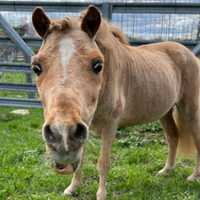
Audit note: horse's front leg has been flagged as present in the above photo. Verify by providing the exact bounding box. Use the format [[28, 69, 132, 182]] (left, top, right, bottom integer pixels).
[[96, 126, 116, 200], [64, 147, 84, 195]]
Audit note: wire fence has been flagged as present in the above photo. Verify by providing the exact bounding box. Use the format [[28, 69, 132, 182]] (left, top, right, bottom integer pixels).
[[1, 1, 200, 41], [112, 13, 199, 41]]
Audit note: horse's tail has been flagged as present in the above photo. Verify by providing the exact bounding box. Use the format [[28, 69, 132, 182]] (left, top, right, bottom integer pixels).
[[173, 108, 196, 156]]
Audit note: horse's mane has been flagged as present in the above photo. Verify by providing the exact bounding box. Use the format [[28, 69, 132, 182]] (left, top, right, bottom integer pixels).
[[109, 24, 129, 45], [94, 19, 130, 54]]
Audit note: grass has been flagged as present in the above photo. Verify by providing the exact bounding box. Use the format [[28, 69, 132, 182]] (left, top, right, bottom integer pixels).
[[0, 108, 200, 200], [0, 72, 29, 98]]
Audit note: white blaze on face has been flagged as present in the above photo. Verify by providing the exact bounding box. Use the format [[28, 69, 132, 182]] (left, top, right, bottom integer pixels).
[[59, 38, 75, 80], [56, 123, 69, 152]]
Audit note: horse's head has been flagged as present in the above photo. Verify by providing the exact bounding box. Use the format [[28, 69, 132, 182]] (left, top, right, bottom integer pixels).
[[32, 6, 104, 173]]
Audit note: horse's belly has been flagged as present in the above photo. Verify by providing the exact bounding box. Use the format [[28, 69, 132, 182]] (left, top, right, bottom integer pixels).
[[119, 101, 174, 127], [119, 69, 179, 127]]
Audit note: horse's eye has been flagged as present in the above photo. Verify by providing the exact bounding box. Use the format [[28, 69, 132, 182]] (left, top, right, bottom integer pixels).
[[91, 60, 103, 74], [32, 64, 42, 76]]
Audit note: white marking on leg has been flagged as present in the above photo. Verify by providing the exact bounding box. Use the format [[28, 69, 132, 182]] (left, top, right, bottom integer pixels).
[[59, 38, 75, 81]]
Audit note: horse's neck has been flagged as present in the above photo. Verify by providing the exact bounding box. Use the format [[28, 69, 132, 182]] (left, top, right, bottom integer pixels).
[[98, 37, 135, 84], [95, 33, 135, 121]]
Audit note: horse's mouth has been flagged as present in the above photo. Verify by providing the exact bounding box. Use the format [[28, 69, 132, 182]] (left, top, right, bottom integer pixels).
[[54, 162, 79, 174]]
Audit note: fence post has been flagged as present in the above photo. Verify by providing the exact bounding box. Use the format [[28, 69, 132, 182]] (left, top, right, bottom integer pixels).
[[101, 2, 112, 21], [0, 14, 34, 98]]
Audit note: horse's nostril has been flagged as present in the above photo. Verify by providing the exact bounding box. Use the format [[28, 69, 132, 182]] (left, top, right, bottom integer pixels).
[[74, 122, 88, 140], [43, 124, 57, 143]]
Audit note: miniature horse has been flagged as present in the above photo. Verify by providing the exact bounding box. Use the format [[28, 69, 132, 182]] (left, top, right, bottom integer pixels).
[[32, 6, 200, 200]]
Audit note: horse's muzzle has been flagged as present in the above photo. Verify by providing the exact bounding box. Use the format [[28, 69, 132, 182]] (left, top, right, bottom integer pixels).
[[42, 121, 87, 175], [43, 121, 88, 145]]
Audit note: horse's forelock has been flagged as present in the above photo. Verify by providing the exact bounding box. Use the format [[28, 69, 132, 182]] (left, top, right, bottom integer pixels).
[[43, 18, 73, 39]]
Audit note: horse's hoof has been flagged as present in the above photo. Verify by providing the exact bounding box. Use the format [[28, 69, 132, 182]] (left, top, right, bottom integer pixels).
[[97, 195, 106, 200], [96, 189, 106, 200], [63, 187, 73, 196], [156, 168, 172, 176], [187, 174, 200, 182]]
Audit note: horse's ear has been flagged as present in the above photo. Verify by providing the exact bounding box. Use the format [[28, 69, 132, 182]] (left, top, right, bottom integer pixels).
[[81, 6, 101, 39], [32, 7, 50, 38]]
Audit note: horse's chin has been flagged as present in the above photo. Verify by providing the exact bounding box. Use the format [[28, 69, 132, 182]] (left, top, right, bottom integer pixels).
[[54, 161, 79, 175]]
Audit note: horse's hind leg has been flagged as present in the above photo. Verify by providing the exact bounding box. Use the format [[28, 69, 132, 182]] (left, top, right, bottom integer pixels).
[[157, 109, 179, 176]]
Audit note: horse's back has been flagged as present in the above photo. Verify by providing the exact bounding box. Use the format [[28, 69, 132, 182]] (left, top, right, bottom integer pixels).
[[119, 41, 200, 126], [137, 41, 200, 97], [137, 41, 198, 70]]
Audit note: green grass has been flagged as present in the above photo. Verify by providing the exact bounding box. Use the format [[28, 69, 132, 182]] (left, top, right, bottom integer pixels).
[[0, 72, 37, 98], [0, 108, 200, 200]]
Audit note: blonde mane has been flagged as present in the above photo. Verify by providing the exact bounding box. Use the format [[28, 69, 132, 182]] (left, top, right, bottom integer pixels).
[[95, 19, 129, 49], [109, 24, 129, 45]]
